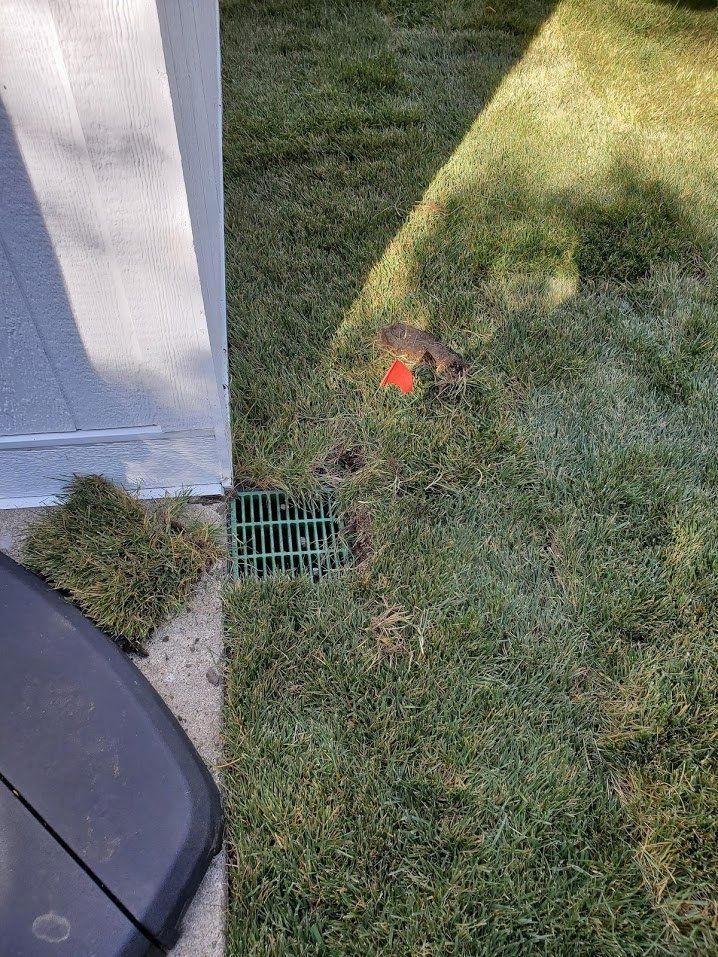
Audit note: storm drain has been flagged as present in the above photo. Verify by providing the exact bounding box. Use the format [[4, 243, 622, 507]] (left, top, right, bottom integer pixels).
[[228, 491, 349, 580]]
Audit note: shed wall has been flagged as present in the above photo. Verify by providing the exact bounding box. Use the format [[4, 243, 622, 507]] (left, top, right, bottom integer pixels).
[[0, 0, 231, 507]]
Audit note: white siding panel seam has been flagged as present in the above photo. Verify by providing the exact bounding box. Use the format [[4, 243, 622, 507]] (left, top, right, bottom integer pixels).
[[0, 0, 231, 499]]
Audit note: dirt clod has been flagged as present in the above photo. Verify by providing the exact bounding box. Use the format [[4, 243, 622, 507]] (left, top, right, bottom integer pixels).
[[379, 322, 467, 378]]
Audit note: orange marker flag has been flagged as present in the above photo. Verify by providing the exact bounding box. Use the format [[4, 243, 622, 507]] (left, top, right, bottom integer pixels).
[[380, 359, 414, 394]]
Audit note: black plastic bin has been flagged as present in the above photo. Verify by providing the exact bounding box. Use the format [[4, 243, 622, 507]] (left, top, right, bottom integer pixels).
[[0, 553, 223, 956]]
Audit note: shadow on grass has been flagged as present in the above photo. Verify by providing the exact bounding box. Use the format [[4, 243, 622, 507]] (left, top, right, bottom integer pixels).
[[654, 0, 716, 9], [221, 0, 558, 466], [364, 160, 712, 329]]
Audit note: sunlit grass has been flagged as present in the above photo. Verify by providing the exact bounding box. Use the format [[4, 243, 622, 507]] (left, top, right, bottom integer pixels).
[[222, 0, 718, 952]]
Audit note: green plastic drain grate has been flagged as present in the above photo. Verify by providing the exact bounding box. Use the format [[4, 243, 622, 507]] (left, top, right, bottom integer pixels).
[[228, 491, 349, 580]]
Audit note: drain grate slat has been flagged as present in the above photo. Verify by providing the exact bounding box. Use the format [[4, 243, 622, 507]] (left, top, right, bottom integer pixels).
[[229, 490, 349, 580]]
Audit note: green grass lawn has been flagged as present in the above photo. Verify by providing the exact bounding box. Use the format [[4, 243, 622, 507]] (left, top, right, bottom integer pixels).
[[221, 1, 718, 952]]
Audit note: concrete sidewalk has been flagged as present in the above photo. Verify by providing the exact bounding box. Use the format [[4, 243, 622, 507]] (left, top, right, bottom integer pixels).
[[0, 503, 226, 957]]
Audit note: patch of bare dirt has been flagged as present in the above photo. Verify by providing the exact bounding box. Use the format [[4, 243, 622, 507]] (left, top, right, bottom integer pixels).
[[345, 507, 373, 567], [327, 446, 367, 477]]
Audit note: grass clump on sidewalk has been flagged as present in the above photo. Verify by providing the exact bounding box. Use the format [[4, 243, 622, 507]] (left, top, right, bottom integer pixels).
[[24, 475, 220, 650]]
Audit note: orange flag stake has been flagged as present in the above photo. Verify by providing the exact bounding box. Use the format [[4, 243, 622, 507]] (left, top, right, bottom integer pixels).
[[380, 359, 414, 394]]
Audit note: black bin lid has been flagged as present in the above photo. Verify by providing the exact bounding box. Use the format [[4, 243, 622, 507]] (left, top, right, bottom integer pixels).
[[0, 782, 160, 957], [0, 553, 223, 953]]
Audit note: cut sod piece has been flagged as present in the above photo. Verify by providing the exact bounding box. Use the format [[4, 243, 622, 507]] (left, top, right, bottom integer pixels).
[[23, 475, 220, 650]]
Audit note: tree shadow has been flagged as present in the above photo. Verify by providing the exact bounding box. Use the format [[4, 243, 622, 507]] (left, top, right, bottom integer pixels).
[[357, 156, 715, 402], [221, 0, 559, 436], [394, 160, 710, 296], [321, 0, 717, 378], [653, 0, 716, 9]]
